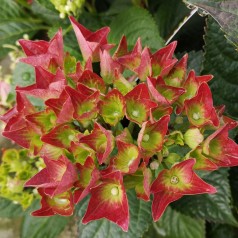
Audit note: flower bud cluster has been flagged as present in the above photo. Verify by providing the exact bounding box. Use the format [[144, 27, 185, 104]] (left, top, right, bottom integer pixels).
[[50, 0, 85, 19], [0, 149, 43, 208]]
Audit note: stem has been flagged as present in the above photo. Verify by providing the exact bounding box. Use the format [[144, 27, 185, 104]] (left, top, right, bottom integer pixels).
[[63, 25, 72, 36], [165, 7, 198, 45]]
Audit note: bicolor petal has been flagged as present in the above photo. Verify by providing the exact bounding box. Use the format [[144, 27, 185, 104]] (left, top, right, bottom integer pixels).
[[79, 123, 114, 164], [184, 83, 219, 127], [82, 171, 129, 231]]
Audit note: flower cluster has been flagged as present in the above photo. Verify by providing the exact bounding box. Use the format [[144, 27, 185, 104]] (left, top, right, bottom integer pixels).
[[1, 17, 238, 231], [0, 149, 43, 208], [50, 0, 85, 19]]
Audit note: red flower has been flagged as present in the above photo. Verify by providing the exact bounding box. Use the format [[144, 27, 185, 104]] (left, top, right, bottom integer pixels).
[[186, 147, 218, 171], [45, 90, 74, 124], [41, 124, 79, 149], [151, 41, 177, 77], [80, 123, 114, 164], [151, 159, 216, 221], [138, 115, 170, 159], [25, 156, 78, 197], [19, 29, 64, 69], [203, 123, 238, 167], [112, 139, 140, 174], [65, 84, 100, 126], [163, 54, 188, 87], [32, 189, 74, 216], [82, 171, 129, 231], [70, 17, 113, 62], [125, 83, 157, 125], [147, 76, 185, 106], [16, 67, 66, 101], [98, 89, 126, 126], [184, 83, 219, 127], [116, 38, 142, 72], [74, 156, 100, 203], [176, 70, 213, 114]]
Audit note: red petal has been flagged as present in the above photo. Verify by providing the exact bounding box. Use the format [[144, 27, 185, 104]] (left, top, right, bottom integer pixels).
[[203, 124, 238, 167], [80, 123, 114, 164], [113, 35, 128, 58], [19, 39, 49, 56], [152, 191, 182, 221], [184, 83, 219, 127], [82, 171, 129, 231], [79, 70, 106, 93], [41, 124, 78, 148], [74, 156, 100, 203], [134, 47, 152, 81]]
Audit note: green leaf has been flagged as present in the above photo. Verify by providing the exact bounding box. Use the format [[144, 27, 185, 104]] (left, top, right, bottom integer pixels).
[[207, 223, 238, 238], [202, 18, 238, 118], [0, 197, 23, 218], [12, 62, 44, 108], [183, 0, 238, 47], [144, 207, 205, 238], [186, 50, 203, 74], [12, 62, 35, 89], [109, 7, 164, 50], [172, 168, 238, 226], [0, 0, 47, 59], [21, 200, 69, 238], [35, 0, 58, 13], [153, 0, 190, 39], [31, 0, 59, 24], [77, 190, 152, 238], [105, 0, 134, 16], [230, 167, 238, 210]]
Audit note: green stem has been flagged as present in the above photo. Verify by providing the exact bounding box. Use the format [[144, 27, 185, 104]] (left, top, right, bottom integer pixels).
[[63, 25, 72, 36]]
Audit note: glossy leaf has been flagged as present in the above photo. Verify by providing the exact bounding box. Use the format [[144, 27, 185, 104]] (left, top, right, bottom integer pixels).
[[171, 168, 238, 226], [202, 18, 238, 117], [145, 207, 205, 238], [0, 197, 23, 218], [184, 0, 238, 47], [21, 200, 69, 238], [0, 0, 47, 58], [109, 7, 164, 50]]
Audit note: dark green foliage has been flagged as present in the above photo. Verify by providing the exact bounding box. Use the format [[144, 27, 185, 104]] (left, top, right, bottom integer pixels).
[[172, 169, 238, 226], [203, 18, 238, 118], [144, 207, 205, 238]]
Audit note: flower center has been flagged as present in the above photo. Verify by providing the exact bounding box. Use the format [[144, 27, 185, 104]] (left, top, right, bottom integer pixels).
[[50, 115, 56, 124], [113, 111, 120, 117], [142, 134, 150, 142], [192, 112, 200, 120], [170, 176, 179, 184], [53, 198, 69, 205], [111, 187, 119, 196], [132, 110, 139, 118], [68, 134, 75, 141], [128, 156, 136, 166]]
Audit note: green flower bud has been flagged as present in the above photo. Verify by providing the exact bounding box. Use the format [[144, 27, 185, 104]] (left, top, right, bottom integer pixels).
[[184, 128, 204, 149]]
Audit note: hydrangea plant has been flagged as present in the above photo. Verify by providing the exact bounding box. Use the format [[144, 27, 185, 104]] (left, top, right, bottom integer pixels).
[[1, 17, 238, 232]]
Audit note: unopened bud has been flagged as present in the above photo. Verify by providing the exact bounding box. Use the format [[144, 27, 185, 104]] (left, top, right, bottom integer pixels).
[[184, 128, 204, 149], [150, 161, 159, 170]]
